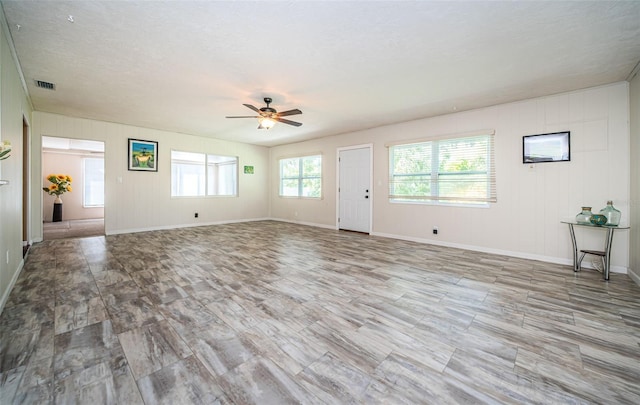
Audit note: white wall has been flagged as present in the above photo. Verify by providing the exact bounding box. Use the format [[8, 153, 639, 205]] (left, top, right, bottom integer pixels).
[[42, 151, 104, 221], [270, 83, 631, 273], [31, 112, 270, 239], [629, 72, 640, 285], [0, 20, 33, 311]]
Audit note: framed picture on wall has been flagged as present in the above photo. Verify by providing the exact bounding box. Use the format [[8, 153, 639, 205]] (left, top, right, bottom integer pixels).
[[128, 139, 158, 171]]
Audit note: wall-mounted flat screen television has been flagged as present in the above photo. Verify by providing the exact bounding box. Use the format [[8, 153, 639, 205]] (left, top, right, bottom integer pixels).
[[523, 131, 570, 163]]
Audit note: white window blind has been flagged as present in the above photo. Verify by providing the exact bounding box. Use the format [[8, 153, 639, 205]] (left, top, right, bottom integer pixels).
[[389, 133, 496, 204]]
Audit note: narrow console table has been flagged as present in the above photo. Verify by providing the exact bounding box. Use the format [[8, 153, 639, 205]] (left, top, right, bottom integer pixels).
[[561, 221, 630, 280]]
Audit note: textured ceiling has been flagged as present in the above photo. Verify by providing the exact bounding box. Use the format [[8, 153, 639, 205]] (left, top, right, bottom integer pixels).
[[2, 1, 640, 147]]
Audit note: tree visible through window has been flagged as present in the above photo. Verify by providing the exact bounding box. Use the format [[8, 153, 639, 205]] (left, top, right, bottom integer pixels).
[[389, 134, 496, 204], [279, 155, 322, 198]]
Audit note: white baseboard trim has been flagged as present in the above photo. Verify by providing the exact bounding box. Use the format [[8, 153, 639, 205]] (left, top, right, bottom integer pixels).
[[628, 268, 640, 286], [0, 258, 25, 315], [371, 231, 629, 274], [105, 217, 272, 236]]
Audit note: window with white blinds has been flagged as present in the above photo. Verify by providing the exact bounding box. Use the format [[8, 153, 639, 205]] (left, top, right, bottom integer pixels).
[[389, 133, 496, 204]]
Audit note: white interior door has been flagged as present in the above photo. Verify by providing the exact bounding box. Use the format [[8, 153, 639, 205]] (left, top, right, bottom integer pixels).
[[339, 147, 371, 233]]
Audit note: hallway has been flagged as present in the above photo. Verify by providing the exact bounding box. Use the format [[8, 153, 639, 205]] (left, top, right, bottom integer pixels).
[[43, 219, 104, 240]]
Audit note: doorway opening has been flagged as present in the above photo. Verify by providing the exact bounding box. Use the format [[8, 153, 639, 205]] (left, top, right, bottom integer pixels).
[[42, 136, 105, 240]]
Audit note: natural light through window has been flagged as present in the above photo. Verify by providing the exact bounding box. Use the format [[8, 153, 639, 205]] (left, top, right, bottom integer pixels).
[[207, 154, 237, 196], [83, 157, 105, 207], [279, 155, 322, 198], [389, 133, 496, 205], [171, 150, 237, 197]]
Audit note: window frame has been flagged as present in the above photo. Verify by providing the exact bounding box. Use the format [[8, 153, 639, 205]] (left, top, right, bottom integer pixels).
[[82, 156, 105, 208], [278, 154, 322, 198], [171, 149, 238, 198], [388, 131, 496, 206], [207, 154, 238, 197]]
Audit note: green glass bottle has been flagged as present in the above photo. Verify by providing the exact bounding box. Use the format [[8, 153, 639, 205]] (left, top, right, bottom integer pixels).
[[599, 201, 621, 226], [575, 207, 593, 224]]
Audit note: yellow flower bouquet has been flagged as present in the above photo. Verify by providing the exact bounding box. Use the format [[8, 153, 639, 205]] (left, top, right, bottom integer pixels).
[[43, 174, 73, 196]]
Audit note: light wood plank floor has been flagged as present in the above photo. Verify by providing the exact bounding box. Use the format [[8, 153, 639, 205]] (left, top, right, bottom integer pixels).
[[1, 220, 639, 404], [43, 218, 105, 240]]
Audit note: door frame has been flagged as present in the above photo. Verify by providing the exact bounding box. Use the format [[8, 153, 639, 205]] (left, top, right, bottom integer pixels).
[[22, 115, 31, 250], [40, 136, 106, 239], [335, 143, 373, 233]]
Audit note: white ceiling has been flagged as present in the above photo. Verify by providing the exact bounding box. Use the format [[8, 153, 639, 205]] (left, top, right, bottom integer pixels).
[[2, 1, 640, 147]]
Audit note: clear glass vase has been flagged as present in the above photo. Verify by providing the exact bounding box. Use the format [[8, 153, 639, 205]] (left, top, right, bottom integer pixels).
[[575, 207, 593, 224], [599, 201, 621, 226]]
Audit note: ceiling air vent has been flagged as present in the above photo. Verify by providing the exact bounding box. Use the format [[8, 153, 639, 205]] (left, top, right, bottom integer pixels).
[[35, 80, 56, 90]]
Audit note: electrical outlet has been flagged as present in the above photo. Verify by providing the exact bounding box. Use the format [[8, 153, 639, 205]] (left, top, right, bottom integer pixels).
[[194, 212, 199, 218], [433, 227, 438, 235]]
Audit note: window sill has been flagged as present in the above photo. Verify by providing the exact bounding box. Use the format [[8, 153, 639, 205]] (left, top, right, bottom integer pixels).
[[389, 199, 490, 208], [279, 195, 323, 200]]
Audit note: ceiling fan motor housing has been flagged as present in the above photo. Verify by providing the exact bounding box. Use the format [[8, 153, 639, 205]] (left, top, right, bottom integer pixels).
[[261, 98, 276, 115]]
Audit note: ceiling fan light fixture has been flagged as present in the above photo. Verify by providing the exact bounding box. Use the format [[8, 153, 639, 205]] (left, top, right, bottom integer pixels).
[[259, 117, 276, 130], [227, 97, 302, 128]]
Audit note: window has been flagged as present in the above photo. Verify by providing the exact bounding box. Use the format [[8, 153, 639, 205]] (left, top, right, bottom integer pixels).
[[83, 157, 104, 207], [171, 150, 237, 197], [389, 133, 496, 204], [207, 154, 237, 196], [279, 155, 322, 198]]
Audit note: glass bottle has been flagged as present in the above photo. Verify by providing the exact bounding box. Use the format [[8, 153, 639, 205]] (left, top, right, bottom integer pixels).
[[599, 201, 621, 226], [575, 207, 593, 224]]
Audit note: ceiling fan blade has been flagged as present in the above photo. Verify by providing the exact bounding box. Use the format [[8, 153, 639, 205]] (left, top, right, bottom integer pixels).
[[274, 117, 303, 127], [276, 109, 302, 117], [225, 116, 259, 118], [243, 104, 261, 113]]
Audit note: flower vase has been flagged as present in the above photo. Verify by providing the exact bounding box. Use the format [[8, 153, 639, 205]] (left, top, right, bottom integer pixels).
[[53, 195, 63, 222]]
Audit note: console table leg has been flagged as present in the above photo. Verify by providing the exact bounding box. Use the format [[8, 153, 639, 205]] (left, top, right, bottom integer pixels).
[[568, 224, 579, 272], [604, 228, 614, 281]]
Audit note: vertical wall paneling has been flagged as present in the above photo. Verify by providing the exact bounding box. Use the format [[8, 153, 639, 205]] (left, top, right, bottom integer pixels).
[[269, 82, 632, 274], [32, 112, 270, 239], [0, 20, 33, 312]]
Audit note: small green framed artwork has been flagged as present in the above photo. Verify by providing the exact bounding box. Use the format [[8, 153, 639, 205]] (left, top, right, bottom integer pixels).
[[244, 165, 254, 174], [128, 139, 158, 171]]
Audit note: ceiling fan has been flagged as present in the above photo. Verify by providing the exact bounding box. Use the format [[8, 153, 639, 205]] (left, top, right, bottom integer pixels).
[[226, 97, 302, 129]]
